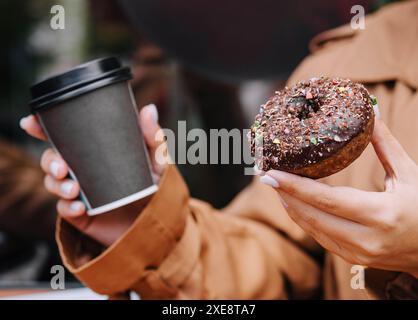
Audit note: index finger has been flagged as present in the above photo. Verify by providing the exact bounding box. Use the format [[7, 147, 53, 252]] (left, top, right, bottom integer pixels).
[[371, 119, 416, 181], [265, 170, 382, 224], [19, 115, 47, 141]]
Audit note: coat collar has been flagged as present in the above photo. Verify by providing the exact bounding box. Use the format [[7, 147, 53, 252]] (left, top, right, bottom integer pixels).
[[289, 1, 418, 89]]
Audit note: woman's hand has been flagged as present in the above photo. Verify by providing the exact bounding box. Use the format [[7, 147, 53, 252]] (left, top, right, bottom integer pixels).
[[260, 119, 418, 278], [20, 104, 167, 247]]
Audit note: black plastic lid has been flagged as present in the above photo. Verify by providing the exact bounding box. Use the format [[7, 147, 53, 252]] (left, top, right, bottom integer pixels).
[[29, 57, 132, 113]]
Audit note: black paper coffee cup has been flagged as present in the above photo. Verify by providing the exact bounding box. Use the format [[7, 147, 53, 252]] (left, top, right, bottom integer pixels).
[[29, 57, 158, 215]]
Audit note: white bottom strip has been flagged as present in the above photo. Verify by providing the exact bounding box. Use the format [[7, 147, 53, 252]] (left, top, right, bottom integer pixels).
[[87, 184, 159, 216]]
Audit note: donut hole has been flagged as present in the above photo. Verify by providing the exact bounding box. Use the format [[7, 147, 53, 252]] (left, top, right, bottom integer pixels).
[[288, 96, 320, 120]]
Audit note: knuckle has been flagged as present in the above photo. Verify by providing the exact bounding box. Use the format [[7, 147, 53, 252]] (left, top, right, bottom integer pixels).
[[284, 181, 298, 196], [329, 239, 344, 256], [305, 215, 319, 230], [369, 195, 396, 229], [307, 228, 321, 245], [281, 174, 304, 196], [316, 193, 337, 212], [360, 239, 385, 260], [343, 254, 360, 265], [378, 210, 398, 231], [353, 254, 372, 266]]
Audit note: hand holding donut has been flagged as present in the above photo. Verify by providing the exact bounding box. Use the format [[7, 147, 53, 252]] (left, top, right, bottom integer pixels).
[[20, 104, 167, 247], [261, 118, 418, 278]]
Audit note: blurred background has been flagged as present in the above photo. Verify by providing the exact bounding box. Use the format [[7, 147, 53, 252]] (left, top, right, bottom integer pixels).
[[0, 0, 393, 293]]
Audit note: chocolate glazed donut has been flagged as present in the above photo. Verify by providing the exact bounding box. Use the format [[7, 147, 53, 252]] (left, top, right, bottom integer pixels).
[[249, 77, 376, 179]]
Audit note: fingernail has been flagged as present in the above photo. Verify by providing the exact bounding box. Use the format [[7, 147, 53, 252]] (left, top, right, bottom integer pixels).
[[70, 201, 84, 213], [50, 161, 61, 177], [61, 181, 74, 195], [260, 175, 279, 188], [19, 117, 29, 130], [144, 104, 158, 123]]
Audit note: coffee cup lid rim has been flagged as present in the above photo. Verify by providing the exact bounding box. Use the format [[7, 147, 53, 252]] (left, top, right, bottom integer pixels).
[[29, 57, 132, 113]]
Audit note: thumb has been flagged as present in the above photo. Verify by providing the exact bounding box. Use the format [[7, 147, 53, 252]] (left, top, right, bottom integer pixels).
[[371, 118, 414, 181], [138, 104, 168, 176]]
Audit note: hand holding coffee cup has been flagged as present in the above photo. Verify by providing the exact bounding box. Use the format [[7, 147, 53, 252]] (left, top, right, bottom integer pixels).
[[21, 103, 167, 246], [21, 57, 168, 246]]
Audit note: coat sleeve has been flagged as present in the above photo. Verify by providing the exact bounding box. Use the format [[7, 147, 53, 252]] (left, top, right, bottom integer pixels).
[[56, 165, 321, 299]]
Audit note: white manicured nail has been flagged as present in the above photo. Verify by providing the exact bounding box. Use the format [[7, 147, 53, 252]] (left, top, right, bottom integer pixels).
[[19, 117, 29, 130], [260, 175, 279, 188], [50, 161, 61, 177], [61, 181, 74, 195], [144, 103, 158, 123], [70, 201, 84, 212]]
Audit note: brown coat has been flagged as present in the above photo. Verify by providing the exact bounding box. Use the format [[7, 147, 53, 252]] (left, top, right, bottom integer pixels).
[[56, 1, 418, 299]]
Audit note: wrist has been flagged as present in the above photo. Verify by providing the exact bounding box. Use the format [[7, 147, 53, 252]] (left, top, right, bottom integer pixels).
[[93, 195, 152, 247]]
